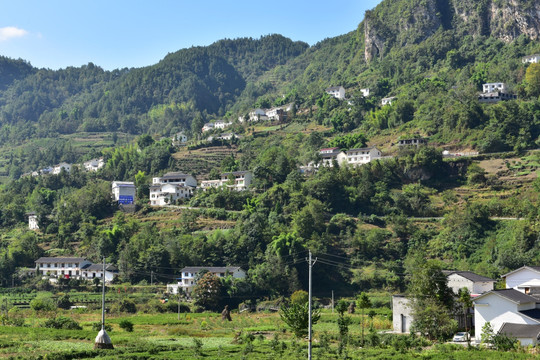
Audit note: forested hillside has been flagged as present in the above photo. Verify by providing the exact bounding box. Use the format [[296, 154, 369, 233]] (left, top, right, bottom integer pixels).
[[0, 0, 538, 304]]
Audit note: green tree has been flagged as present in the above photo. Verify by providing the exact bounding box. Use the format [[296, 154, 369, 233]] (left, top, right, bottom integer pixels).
[[192, 272, 224, 311], [357, 292, 372, 345], [525, 63, 540, 97], [280, 302, 320, 338], [457, 287, 473, 339]]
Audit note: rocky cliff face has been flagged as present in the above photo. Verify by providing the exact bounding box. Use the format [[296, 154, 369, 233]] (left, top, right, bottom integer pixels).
[[364, 0, 540, 62]]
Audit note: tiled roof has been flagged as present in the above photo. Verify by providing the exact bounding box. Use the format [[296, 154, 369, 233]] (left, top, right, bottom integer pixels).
[[180, 266, 242, 274], [35, 257, 86, 264], [498, 323, 540, 338], [501, 266, 540, 278], [445, 270, 495, 282], [81, 264, 118, 272], [475, 289, 537, 304]]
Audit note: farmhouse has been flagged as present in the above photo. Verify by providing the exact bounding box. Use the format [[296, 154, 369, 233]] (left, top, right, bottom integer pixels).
[[172, 132, 188, 146], [360, 88, 370, 97], [479, 82, 517, 103], [319, 148, 347, 167], [167, 266, 246, 295], [398, 138, 427, 147], [200, 171, 253, 191], [150, 172, 197, 206], [381, 96, 396, 106], [522, 54, 540, 64], [325, 86, 346, 100], [345, 147, 381, 167], [84, 158, 104, 172], [112, 181, 136, 205], [35, 257, 118, 282], [202, 123, 215, 132], [502, 266, 540, 294], [53, 162, 72, 175], [27, 212, 39, 230]]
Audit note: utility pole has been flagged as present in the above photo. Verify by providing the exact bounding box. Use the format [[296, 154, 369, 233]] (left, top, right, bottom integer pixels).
[[307, 250, 317, 360], [178, 290, 181, 321]]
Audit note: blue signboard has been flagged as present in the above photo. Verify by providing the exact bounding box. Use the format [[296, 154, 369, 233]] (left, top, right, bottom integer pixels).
[[118, 195, 134, 205]]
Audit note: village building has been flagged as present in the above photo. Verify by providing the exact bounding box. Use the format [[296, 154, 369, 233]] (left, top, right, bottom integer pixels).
[[202, 123, 215, 132], [522, 54, 540, 64], [325, 86, 346, 100], [53, 162, 72, 175], [112, 181, 136, 205], [381, 96, 396, 106], [479, 82, 517, 103], [149, 172, 197, 206], [34, 257, 118, 282], [172, 132, 188, 146], [345, 147, 381, 167], [199, 171, 253, 191], [398, 138, 427, 147], [27, 212, 39, 230], [214, 120, 232, 129], [360, 88, 370, 97], [84, 158, 104, 172], [319, 148, 347, 167], [266, 107, 286, 122], [393, 270, 495, 334], [167, 266, 246, 295]]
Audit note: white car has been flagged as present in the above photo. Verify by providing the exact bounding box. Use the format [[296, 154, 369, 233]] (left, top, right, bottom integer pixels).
[[452, 332, 470, 342]]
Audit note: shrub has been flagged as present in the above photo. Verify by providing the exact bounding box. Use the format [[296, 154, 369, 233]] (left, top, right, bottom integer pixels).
[[166, 301, 191, 313], [56, 294, 73, 310], [114, 299, 137, 313], [43, 316, 82, 330], [30, 293, 56, 311], [119, 319, 134, 332], [290, 290, 308, 305]]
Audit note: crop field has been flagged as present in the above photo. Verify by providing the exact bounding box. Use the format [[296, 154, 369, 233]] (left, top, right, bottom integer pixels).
[[0, 302, 535, 359]]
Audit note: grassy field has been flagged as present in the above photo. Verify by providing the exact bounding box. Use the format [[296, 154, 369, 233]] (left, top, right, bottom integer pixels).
[[0, 304, 535, 359]]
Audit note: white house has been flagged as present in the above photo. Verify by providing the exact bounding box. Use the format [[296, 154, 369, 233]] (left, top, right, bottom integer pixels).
[[345, 147, 381, 167], [80, 263, 118, 283], [443, 271, 496, 295], [83, 158, 104, 172], [483, 83, 507, 93], [473, 289, 540, 342], [249, 109, 268, 122], [392, 295, 413, 333], [53, 163, 72, 175], [325, 86, 346, 100], [393, 270, 494, 334], [168, 266, 246, 295], [398, 138, 427, 147], [202, 123, 215, 132], [150, 172, 197, 206], [319, 148, 348, 167], [172, 132, 188, 146], [497, 323, 540, 346], [221, 171, 253, 191], [360, 88, 370, 97], [35, 257, 118, 282], [502, 266, 540, 295], [27, 212, 39, 230], [266, 107, 285, 122], [523, 54, 540, 64], [112, 181, 136, 204], [381, 97, 396, 106], [199, 179, 224, 190], [214, 120, 232, 130]]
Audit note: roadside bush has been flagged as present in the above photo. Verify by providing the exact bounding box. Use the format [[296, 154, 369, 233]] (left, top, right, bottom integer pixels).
[[119, 319, 134, 332], [43, 316, 82, 330], [112, 299, 137, 313]]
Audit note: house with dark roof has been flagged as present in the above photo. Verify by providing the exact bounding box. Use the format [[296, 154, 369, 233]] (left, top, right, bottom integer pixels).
[[443, 270, 496, 295], [150, 172, 197, 206], [393, 270, 494, 334], [473, 289, 540, 343], [167, 266, 246, 295], [35, 257, 118, 282], [498, 323, 540, 346], [502, 266, 540, 295]]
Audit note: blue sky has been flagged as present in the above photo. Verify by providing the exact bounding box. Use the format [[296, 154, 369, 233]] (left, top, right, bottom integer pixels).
[[0, 0, 382, 70]]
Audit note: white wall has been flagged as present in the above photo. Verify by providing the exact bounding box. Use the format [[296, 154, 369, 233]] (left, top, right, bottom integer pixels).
[[474, 294, 538, 341], [392, 296, 412, 333], [505, 269, 540, 292]]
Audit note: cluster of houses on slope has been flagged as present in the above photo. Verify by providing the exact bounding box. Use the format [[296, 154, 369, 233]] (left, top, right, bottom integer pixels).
[[35, 257, 118, 283], [167, 266, 246, 295], [22, 158, 105, 178], [202, 120, 233, 133], [239, 103, 294, 123], [111, 171, 253, 207], [393, 265, 540, 346]]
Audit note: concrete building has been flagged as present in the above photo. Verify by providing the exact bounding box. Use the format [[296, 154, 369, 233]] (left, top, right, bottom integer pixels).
[[325, 86, 346, 100], [168, 266, 246, 295], [35, 257, 118, 282], [392, 295, 413, 333], [53, 163, 72, 175], [345, 147, 381, 167], [398, 138, 427, 147], [27, 212, 39, 230], [150, 172, 197, 206], [381, 96, 396, 106], [84, 158, 104, 172], [112, 181, 136, 205], [360, 88, 370, 97], [444, 271, 496, 295]]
